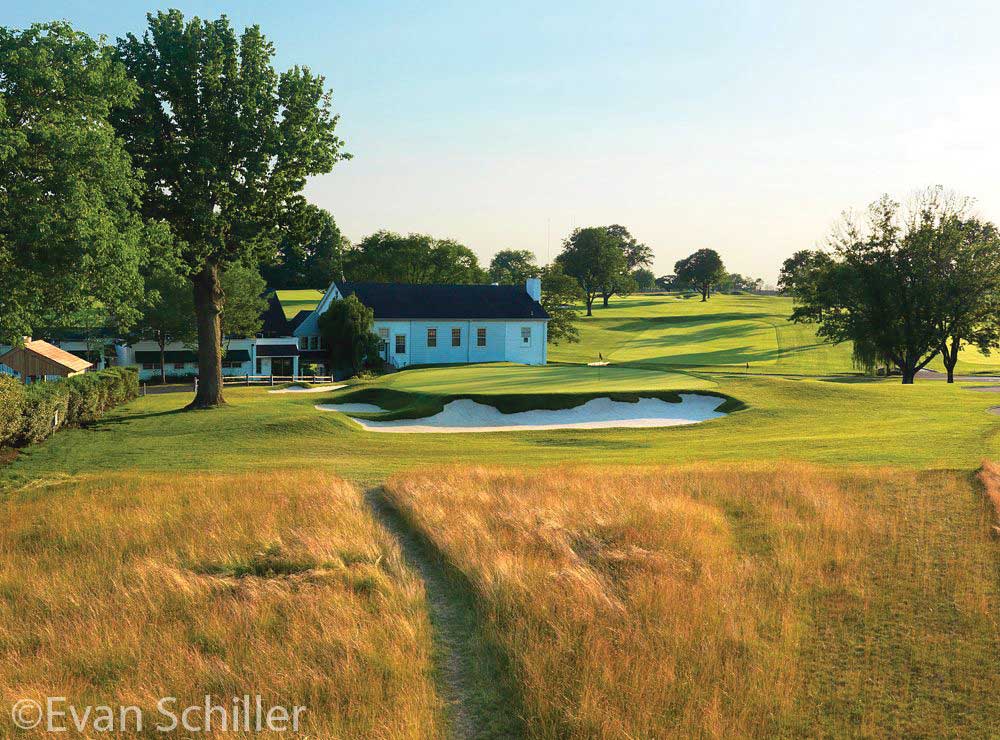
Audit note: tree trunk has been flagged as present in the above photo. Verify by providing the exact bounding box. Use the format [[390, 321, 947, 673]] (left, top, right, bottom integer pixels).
[[189, 264, 225, 409], [158, 334, 166, 385], [942, 339, 960, 384], [586, 296, 593, 316], [602, 293, 611, 307], [701, 284, 708, 302], [901, 365, 916, 384]]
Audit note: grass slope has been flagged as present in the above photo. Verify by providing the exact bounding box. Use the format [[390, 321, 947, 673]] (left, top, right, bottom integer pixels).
[[549, 293, 1000, 375], [384, 464, 1000, 738]]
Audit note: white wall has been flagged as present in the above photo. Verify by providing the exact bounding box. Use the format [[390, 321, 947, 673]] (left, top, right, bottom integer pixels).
[[373, 319, 547, 367], [503, 320, 548, 366]]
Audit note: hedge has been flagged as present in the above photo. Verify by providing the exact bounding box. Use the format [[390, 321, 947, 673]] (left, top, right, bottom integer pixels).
[[0, 376, 24, 446], [0, 366, 139, 449]]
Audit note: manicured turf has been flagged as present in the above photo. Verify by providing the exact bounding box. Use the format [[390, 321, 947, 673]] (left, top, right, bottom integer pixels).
[[549, 292, 1000, 375], [3, 364, 999, 489], [274, 289, 324, 319]]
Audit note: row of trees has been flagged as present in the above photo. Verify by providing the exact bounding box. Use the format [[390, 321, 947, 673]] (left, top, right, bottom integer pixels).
[[779, 188, 1000, 383]]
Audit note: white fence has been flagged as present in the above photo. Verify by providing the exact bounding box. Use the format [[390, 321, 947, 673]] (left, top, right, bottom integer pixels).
[[220, 374, 335, 387]]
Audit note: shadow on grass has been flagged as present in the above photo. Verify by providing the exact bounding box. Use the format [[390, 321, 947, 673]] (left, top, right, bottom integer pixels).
[[87, 408, 189, 429]]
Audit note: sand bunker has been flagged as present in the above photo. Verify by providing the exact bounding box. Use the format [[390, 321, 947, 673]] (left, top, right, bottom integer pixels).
[[269, 384, 345, 394], [315, 395, 727, 433]]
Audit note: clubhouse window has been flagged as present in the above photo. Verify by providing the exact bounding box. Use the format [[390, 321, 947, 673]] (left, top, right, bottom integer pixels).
[[452, 327, 461, 347], [427, 328, 437, 348], [476, 327, 486, 347], [521, 327, 531, 346], [378, 327, 389, 352], [395, 335, 406, 354]]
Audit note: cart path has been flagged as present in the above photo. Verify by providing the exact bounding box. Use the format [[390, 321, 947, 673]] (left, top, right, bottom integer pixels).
[[365, 488, 524, 739]]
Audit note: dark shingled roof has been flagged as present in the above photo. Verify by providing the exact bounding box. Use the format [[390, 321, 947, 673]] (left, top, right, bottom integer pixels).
[[256, 344, 300, 357], [334, 281, 549, 320]]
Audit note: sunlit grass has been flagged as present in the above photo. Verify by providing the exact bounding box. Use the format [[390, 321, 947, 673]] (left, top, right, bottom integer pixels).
[[549, 293, 1000, 375], [384, 463, 1000, 737], [0, 470, 444, 737]]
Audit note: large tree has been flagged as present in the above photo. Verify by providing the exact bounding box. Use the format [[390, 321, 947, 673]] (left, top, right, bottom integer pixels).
[[791, 191, 965, 384], [113, 11, 347, 408], [345, 231, 486, 284], [488, 249, 539, 284], [599, 224, 652, 306], [0, 22, 152, 344], [674, 248, 726, 301], [631, 268, 657, 293], [556, 227, 628, 316], [261, 202, 344, 289], [539, 264, 582, 345], [925, 216, 1000, 382]]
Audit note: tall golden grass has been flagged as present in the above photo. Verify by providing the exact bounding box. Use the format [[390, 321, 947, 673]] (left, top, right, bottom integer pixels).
[[980, 460, 1000, 537], [385, 463, 1000, 738], [0, 471, 444, 737]]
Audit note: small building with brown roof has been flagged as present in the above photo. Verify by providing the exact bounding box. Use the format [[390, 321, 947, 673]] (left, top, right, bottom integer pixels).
[[0, 338, 92, 383]]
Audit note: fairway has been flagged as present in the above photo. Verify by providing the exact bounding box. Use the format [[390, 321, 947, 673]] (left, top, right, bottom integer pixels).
[[549, 293, 1000, 376]]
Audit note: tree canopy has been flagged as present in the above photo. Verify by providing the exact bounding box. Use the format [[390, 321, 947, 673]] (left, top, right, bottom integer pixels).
[[317, 294, 379, 376], [112, 10, 348, 407], [488, 249, 539, 284], [345, 231, 486, 284], [220, 262, 268, 340], [131, 267, 196, 384], [790, 189, 1000, 383], [0, 22, 155, 344], [598, 225, 652, 306], [540, 264, 582, 345], [556, 227, 628, 316], [674, 249, 726, 301], [261, 203, 345, 289], [631, 268, 657, 292], [922, 215, 1000, 382]]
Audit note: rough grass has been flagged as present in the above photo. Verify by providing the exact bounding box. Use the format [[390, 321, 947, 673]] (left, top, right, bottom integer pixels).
[[384, 464, 1000, 738], [0, 470, 444, 738], [980, 460, 1000, 537]]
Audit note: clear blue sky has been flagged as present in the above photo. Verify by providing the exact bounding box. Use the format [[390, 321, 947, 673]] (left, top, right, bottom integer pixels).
[[9, 1, 1000, 282]]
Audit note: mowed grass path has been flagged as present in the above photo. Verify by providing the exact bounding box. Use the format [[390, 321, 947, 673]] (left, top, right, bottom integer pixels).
[[3, 364, 999, 489], [549, 293, 1000, 375]]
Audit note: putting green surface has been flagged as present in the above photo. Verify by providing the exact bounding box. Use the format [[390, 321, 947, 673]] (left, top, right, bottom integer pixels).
[[549, 293, 1000, 375]]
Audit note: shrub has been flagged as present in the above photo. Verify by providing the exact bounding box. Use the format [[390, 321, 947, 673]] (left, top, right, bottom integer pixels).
[[4, 367, 139, 448], [0, 376, 25, 447], [19, 381, 70, 445], [66, 373, 104, 425]]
